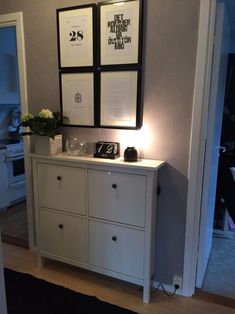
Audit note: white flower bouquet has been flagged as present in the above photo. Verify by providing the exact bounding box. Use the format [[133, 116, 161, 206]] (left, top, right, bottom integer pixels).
[[20, 109, 66, 139]]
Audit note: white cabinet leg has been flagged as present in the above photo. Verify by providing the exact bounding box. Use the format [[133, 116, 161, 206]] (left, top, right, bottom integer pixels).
[[37, 255, 45, 268], [143, 282, 151, 303]]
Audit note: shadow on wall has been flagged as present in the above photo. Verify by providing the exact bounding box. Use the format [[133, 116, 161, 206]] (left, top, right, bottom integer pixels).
[[154, 164, 188, 284]]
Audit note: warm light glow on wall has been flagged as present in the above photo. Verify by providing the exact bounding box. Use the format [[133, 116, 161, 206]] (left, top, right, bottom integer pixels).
[[119, 122, 153, 157], [138, 123, 153, 152]]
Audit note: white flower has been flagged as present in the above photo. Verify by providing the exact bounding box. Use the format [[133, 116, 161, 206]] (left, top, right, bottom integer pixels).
[[39, 109, 54, 119], [21, 113, 34, 122]]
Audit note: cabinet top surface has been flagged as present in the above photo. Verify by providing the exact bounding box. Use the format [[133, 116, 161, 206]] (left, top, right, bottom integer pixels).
[[31, 152, 165, 171]]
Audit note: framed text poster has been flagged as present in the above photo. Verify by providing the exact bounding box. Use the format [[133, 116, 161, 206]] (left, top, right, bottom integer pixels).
[[60, 72, 96, 126], [57, 4, 96, 68], [99, 0, 143, 66], [99, 69, 142, 128]]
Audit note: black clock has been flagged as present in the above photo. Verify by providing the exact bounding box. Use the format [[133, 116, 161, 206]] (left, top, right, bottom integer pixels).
[[94, 141, 120, 159]]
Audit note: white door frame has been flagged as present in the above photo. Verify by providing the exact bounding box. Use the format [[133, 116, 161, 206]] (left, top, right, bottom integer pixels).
[[182, 0, 217, 296], [0, 12, 35, 249], [196, 1, 229, 287]]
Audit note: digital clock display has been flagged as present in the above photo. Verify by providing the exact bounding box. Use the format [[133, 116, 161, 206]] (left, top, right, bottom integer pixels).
[[94, 141, 120, 159]]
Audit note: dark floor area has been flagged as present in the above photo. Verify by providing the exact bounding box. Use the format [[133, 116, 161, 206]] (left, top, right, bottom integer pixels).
[[0, 201, 28, 248]]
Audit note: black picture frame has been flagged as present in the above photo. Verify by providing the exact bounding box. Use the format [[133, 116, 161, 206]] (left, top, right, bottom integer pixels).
[[59, 70, 98, 127], [57, 4, 97, 69], [57, 0, 144, 130], [98, 0, 143, 68], [98, 68, 142, 129]]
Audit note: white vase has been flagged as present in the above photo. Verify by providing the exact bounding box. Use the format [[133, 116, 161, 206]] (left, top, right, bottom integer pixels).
[[34, 134, 62, 155]]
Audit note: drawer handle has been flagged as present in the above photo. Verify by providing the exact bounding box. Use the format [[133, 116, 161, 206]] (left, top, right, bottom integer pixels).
[[112, 183, 117, 189], [112, 236, 117, 242], [57, 176, 62, 181], [58, 224, 63, 229]]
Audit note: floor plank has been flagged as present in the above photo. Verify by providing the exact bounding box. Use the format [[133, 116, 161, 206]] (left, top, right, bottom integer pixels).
[[194, 289, 235, 309], [2, 243, 235, 314], [0, 201, 28, 248]]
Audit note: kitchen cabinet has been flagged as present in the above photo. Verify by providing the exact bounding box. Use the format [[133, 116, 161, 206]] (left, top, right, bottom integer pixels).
[[0, 149, 9, 211], [0, 51, 19, 105], [32, 153, 165, 303], [0, 92, 19, 105]]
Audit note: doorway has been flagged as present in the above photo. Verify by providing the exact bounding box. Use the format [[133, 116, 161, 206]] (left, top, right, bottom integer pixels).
[[200, 52, 235, 299], [195, 0, 235, 300], [0, 13, 33, 249], [183, 0, 235, 301], [0, 25, 28, 248]]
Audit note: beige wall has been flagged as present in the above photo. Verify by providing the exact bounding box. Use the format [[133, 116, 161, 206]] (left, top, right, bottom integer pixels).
[[0, 0, 199, 284]]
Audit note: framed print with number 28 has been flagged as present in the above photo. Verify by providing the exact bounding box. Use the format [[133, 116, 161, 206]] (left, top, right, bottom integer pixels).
[[57, 4, 96, 68]]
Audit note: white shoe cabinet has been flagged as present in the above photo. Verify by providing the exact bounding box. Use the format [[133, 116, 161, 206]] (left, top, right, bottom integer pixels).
[[32, 153, 165, 303]]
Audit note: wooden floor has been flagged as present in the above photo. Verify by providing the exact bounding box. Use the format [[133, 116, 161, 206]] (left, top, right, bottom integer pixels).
[[2, 243, 235, 314], [0, 201, 28, 248], [195, 289, 235, 309]]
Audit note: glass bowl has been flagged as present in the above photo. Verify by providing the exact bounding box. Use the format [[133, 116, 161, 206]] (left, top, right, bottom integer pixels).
[[66, 137, 81, 156], [66, 137, 87, 156]]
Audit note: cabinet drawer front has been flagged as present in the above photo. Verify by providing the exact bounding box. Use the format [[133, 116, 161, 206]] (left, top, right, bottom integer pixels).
[[89, 220, 144, 279], [88, 170, 146, 227], [37, 163, 86, 215], [39, 210, 86, 262]]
